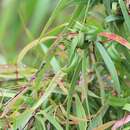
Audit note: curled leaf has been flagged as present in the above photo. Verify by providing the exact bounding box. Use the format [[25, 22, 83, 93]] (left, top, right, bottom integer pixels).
[[17, 36, 56, 64]]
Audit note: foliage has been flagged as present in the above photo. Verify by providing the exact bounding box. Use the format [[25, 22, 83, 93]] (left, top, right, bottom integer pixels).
[[0, 0, 130, 129]]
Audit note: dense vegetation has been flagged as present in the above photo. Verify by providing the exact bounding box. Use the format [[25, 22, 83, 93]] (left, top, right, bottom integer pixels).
[[0, 0, 130, 129]]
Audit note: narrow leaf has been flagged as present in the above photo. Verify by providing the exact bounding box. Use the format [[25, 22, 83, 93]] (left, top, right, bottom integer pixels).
[[119, 0, 130, 33], [75, 95, 87, 130], [93, 121, 115, 130], [41, 111, 63, 130], [96, 42, 121, 94]]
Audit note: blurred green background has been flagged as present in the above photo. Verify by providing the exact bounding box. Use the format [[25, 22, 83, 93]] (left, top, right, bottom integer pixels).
[[0, 0, 67, 64]]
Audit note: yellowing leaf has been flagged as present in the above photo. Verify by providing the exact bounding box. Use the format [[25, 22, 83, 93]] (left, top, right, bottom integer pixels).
[[93, 121, 115, 130]]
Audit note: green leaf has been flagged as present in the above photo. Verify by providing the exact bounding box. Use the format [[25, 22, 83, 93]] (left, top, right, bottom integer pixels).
[[75, 95, 87, 130], [119, 0, 130, 33], [66, 58, 82, 130], [123, 104, 130, 112], [41, 111, 63, 130], [96, 42, 121, 95], [88, 105, 109, 130], [13, 110, 33, 130], [107, 96, 130, 107], [35, 116, 46, 130], [123, 126, 130, 130], [30, 0, 52, 36], [32, 70, 65, 110], [105, 15, 123, 23], [40, 0, 69, 36], [41, 44, 61, 73], [88, 90, 100, 99]]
